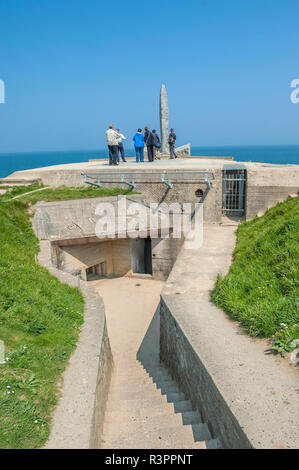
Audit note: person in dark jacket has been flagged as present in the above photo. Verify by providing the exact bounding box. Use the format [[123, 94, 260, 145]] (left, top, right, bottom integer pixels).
[[144, 126, 155, 162], [152, 130, 161, 160], [168, 128, 178, 159], [133, 129, 144, 162]]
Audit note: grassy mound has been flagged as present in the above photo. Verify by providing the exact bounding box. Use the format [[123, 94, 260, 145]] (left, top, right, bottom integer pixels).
[[211, 196, 299, 347], [0, 185, 132, 448]]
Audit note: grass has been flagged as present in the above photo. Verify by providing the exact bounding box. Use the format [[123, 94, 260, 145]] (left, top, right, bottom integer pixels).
[[0, 184, 133, 448], [0, 182, 133, 203], [211, 196, 299, 350]]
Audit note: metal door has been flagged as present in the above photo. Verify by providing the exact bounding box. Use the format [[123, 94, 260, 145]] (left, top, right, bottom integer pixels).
[[222, 169, 246, 216]]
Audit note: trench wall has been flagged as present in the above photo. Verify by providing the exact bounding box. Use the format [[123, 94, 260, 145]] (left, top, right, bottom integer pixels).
[[38, 241, 113, 449]]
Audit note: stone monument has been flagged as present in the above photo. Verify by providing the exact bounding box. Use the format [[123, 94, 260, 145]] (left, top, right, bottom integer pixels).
[[159, 84, 169, 155], [159, 84, 191, 156]]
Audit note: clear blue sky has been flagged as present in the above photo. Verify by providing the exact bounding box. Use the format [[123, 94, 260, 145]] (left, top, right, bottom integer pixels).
[[0, 0, 298, 153]]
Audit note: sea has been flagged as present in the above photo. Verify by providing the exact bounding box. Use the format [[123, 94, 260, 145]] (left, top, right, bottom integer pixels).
[[0, 145, 298, 179]]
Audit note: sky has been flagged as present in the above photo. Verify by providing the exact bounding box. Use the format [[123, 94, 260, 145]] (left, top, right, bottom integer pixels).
[[0, 0, 298, 153]]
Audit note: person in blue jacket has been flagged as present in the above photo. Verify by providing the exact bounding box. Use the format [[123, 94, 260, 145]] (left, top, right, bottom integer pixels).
[[133, 129, 145, 162]]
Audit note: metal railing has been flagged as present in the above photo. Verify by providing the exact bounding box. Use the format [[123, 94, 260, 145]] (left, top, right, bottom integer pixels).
[[82, 170, 214, 190]]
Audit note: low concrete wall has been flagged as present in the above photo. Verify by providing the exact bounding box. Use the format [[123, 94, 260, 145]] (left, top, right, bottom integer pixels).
[[160, 295, 252, 449], [246, 166, 299, 219], [39, 241, 113, 449]]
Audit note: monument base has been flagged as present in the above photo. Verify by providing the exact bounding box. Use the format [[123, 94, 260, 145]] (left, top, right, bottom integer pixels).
[[144, 143, 191, 159], [176, 144, 191, 156]]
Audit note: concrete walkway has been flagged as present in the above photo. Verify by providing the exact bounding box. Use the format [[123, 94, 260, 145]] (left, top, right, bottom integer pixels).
[[160, 223, 299, 449], [91, 277, 219, 449], [164, 222, 238, 298]]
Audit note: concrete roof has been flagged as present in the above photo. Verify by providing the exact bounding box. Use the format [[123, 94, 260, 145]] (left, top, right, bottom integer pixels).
[[4, 157, 299, 179]]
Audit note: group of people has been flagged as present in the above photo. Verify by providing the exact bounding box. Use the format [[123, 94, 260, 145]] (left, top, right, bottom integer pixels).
[[105, 125, 178, 165]]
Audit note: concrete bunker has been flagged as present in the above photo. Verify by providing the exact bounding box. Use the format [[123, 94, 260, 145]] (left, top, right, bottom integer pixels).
[[52, 234, 182, 282]]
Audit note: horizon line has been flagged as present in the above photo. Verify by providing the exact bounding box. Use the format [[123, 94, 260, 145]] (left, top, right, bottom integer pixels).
[[1, 143, 299, 157]]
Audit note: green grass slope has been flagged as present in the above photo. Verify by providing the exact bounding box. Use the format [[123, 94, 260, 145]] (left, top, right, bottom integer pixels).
[[211, 197, 299, 347], [0, 185, 132, 448]]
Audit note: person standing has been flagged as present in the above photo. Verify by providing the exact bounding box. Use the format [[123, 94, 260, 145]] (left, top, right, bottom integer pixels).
[[115, 128, 127, 162], [105, 124, 121, 165], [144, 126, 155, 162], [152, 130, 161, 160], [168, 128, 178, 159], [133, 128, 144, 162]]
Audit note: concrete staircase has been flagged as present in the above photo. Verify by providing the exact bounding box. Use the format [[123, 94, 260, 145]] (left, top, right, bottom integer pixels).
[[101, 359, 221, 449]]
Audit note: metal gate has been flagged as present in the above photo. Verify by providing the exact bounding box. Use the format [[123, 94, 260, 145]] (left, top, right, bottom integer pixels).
[[222, 169, 246, 216]]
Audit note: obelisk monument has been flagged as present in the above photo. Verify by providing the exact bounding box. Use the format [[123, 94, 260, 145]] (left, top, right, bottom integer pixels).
[[159, 84, 169, 155]]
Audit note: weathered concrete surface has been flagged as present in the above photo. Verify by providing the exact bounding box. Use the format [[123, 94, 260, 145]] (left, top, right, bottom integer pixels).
[[163, 224, 236, 297], [60, 239, 132, 279], [160, 223, 299, 449], [246, 165, 299, 219], [6, 158, 299, 222], [39, 241, 113, 449], [32, 194, 148, 241]]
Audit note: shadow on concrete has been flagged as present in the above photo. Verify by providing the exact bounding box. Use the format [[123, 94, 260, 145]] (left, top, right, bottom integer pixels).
[[137, 304, 160, 365], [137, 303, 220, 446]]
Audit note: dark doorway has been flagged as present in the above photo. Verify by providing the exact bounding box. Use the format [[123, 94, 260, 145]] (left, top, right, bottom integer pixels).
[[131, 237, 153, 275], [144, 237, 152, 275]]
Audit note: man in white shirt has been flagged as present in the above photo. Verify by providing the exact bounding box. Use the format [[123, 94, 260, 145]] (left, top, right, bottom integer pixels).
[[105, 124, 121, 165], [115, 128, 127, 162]]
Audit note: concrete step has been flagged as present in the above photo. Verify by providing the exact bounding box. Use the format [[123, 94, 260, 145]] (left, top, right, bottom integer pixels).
[[108, 387, 163, 402], [111, 369, 154, 382], [101, 422, 206, 449], [109, 379, 158, 394], [105, 409, 204, 430], [192, 423, 212, 442], [105, 402, 176, 423], [112, 371, 154, 383], [148, 371, 173, 382], [166, 392, 186, 403], [104, 412, 183, 434], [206, 438, 222, 449], [101, 438, 207, 450], [112, 378, 154, 390], [159, 384, 180, 395], [173, 400, 194, 413], [105, 395, 169, 412], [155, 377, 176, 388], [152, 377, 174, 388], [114, 364, 151, 374], [181, 410, 202, 425], [145, 366, 172, 377]]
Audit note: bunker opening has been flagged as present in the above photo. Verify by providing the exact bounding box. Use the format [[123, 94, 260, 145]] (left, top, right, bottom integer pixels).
[[131, 237, 153, 275], [52, 234, 181, 282]]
